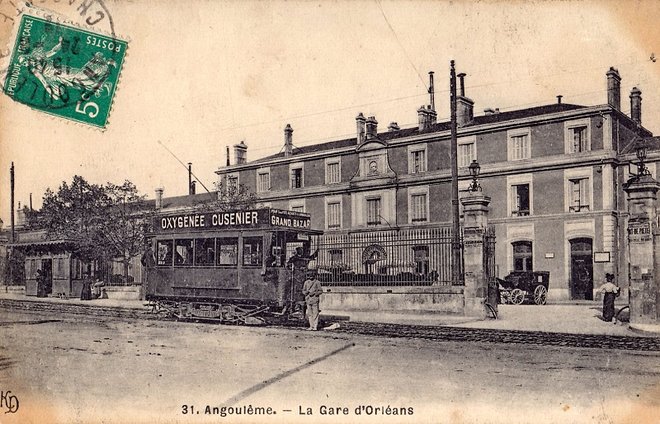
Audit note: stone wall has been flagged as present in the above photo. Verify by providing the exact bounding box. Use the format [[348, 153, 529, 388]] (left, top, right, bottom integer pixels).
[[320, 286, 464, 314]]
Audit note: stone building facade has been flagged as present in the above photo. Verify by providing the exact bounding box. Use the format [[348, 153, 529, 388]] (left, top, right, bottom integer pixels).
[[214, 68, 652, 300]]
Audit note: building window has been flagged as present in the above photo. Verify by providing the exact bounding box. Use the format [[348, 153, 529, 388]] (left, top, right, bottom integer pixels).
[[289, 200, 305, 213], [413, 246, 429, 274], [326, 160, 341, 184], [570, 126, 588, 153], [326, 201, 341, 229], [569, 178, 590, 212], [564, 119, 591, 154], [290, 165, 303, 189], [226, 173, 239, 193], [410, 193, 428, 223], [366, 197, 382, 226], [257, 169, 270, 192], [512, 241, 533, 271], [409, 148, 427, 174], [511, 184, 530, 216], [508, 129, 531, 161], [458, 137, 476, 167]]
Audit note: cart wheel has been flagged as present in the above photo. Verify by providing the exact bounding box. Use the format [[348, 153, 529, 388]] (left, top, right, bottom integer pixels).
[[533, 285, 547, 305], [511, 288, 525, 305]]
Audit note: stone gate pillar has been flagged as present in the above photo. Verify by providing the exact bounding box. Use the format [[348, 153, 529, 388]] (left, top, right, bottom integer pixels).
[[461, 192, 491, 318], [623, 174, 660, 327]]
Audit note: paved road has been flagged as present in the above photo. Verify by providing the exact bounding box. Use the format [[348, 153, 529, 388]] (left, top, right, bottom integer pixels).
[[0, 308, 659, 424], [1, 298, 659, 351]]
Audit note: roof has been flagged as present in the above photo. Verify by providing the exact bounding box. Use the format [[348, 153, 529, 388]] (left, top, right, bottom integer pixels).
[[141, 191, 220, 210], [248, 103, 587, 165], [620, 136, 660, 155]]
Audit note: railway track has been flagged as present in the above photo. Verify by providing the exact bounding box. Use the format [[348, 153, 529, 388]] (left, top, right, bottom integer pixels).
[[1, 298, 659, 352]]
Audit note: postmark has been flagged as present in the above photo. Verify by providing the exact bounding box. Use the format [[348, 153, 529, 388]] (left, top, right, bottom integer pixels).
[[2, 11, 127, 129]]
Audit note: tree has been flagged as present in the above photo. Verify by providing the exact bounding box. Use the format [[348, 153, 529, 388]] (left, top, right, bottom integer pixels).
[[36, 176, 154, 283], [95, 181, 155, 285], [39, 175, 110, 262]]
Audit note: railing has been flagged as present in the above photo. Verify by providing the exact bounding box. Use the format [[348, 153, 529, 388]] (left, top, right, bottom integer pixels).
[[312, 226, 462, 286]]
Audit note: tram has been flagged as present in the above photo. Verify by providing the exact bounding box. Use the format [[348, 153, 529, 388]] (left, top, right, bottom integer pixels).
[[145, 208, 322, 324]]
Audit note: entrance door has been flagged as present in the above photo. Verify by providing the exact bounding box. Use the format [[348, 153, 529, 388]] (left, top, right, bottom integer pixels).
[[570, 238, 593, 300], [40, 259, 53, 297]]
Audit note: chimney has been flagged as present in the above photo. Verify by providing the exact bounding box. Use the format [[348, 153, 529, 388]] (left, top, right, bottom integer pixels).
[[484, 108, 496, 115], [456, 72, 474, 126], [417, 106, 429, 131], [630, 87, 642, 125], [234, 140, 248, 164], [226, 146, 230, 166], [606, 67, 621, 111], [557, 95, 563, 104], [284, 124, 293, 157], [365, 116, 378, 140], [388, 122, 400, 132], [155, 188, 164, 209], [427, 105, 437, 125], [356, 113, 366, 144], [190, 181, 196, 195], [428, 71, 435, 111]]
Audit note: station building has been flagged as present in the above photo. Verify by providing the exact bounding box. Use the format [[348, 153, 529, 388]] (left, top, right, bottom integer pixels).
[[216, 68, 657, 300]]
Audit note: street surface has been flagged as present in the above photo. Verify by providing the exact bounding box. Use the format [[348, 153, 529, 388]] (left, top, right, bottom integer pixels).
[[0, 308, 659, 424]]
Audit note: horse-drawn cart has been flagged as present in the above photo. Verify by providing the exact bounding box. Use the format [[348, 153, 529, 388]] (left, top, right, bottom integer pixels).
[[498, 271, 550, 305]]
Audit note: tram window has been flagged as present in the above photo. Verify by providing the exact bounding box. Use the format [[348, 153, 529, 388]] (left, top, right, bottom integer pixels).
[[216, 238, 238, 266], [156, 240, 174, 266], [243, 237, 263, 266], [194, 238, 215, 266], [174, 239, 194, 266]]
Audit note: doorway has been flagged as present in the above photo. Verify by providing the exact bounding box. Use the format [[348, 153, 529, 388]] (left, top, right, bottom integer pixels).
[[39, 259, 53, 297], [570, 238, 593, 300]]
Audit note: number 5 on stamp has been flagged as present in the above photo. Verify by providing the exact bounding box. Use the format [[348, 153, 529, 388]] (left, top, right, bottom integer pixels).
[[3, 13, 128, 129]]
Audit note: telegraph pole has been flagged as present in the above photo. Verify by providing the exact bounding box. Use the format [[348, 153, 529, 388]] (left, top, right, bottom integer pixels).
[[450, 61, 462, 285], [10, 162, 15, 243]]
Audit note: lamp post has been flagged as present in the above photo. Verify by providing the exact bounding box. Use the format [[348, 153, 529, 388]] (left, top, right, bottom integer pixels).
[[467, 160, 482, 192], [636, 142, 651, 177]]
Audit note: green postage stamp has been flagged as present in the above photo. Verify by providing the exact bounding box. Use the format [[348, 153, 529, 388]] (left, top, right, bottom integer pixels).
[[3, 13, 127, 129]]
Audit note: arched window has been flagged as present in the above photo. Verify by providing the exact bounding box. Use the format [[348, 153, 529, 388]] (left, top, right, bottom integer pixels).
[[512, 241, 533, 271]]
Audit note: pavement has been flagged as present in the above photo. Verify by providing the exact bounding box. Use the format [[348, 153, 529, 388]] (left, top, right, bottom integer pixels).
[[1, 287, 659, 337]]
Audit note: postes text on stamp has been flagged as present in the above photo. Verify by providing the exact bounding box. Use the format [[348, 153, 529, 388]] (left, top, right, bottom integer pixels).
[[3, 14, 127, 129]]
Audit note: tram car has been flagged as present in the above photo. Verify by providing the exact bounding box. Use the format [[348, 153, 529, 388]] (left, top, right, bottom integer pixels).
[[145, 208, 322, 324]]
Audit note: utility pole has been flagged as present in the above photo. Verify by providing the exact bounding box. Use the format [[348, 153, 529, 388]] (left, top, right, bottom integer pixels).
[[10, 162, 15, 243], [450, 61, 462, 285], [188, 163, 193, 195]]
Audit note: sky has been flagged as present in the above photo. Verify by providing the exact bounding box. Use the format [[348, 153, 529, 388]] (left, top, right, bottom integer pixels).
[[1, 0, 659, 228]]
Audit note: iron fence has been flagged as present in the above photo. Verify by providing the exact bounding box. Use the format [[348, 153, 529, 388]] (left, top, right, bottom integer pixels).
[[312, 226, 463, 286]]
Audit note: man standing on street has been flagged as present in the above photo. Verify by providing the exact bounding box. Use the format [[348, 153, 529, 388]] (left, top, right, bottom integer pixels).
[[302, 270, 323, 331]]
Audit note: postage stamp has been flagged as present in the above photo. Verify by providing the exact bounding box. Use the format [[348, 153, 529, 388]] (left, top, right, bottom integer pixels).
[[2, 12, 127, 129]]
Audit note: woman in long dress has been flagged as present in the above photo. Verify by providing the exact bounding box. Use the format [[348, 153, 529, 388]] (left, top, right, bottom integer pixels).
[[597, 273, 619, 322]]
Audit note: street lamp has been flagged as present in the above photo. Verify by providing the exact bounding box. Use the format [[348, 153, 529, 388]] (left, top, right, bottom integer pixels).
[[636, 142, 651, 177], [468, 160, 482, 192]]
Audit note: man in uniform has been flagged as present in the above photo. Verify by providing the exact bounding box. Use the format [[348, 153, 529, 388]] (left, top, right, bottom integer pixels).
[[302, 270, 323, 331]]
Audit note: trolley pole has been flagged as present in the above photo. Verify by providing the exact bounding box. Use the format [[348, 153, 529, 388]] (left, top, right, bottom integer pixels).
[[450, 61, 462, 285]]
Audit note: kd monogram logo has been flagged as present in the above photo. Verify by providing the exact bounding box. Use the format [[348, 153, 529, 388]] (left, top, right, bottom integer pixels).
[[0, 390, 19, 414]]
